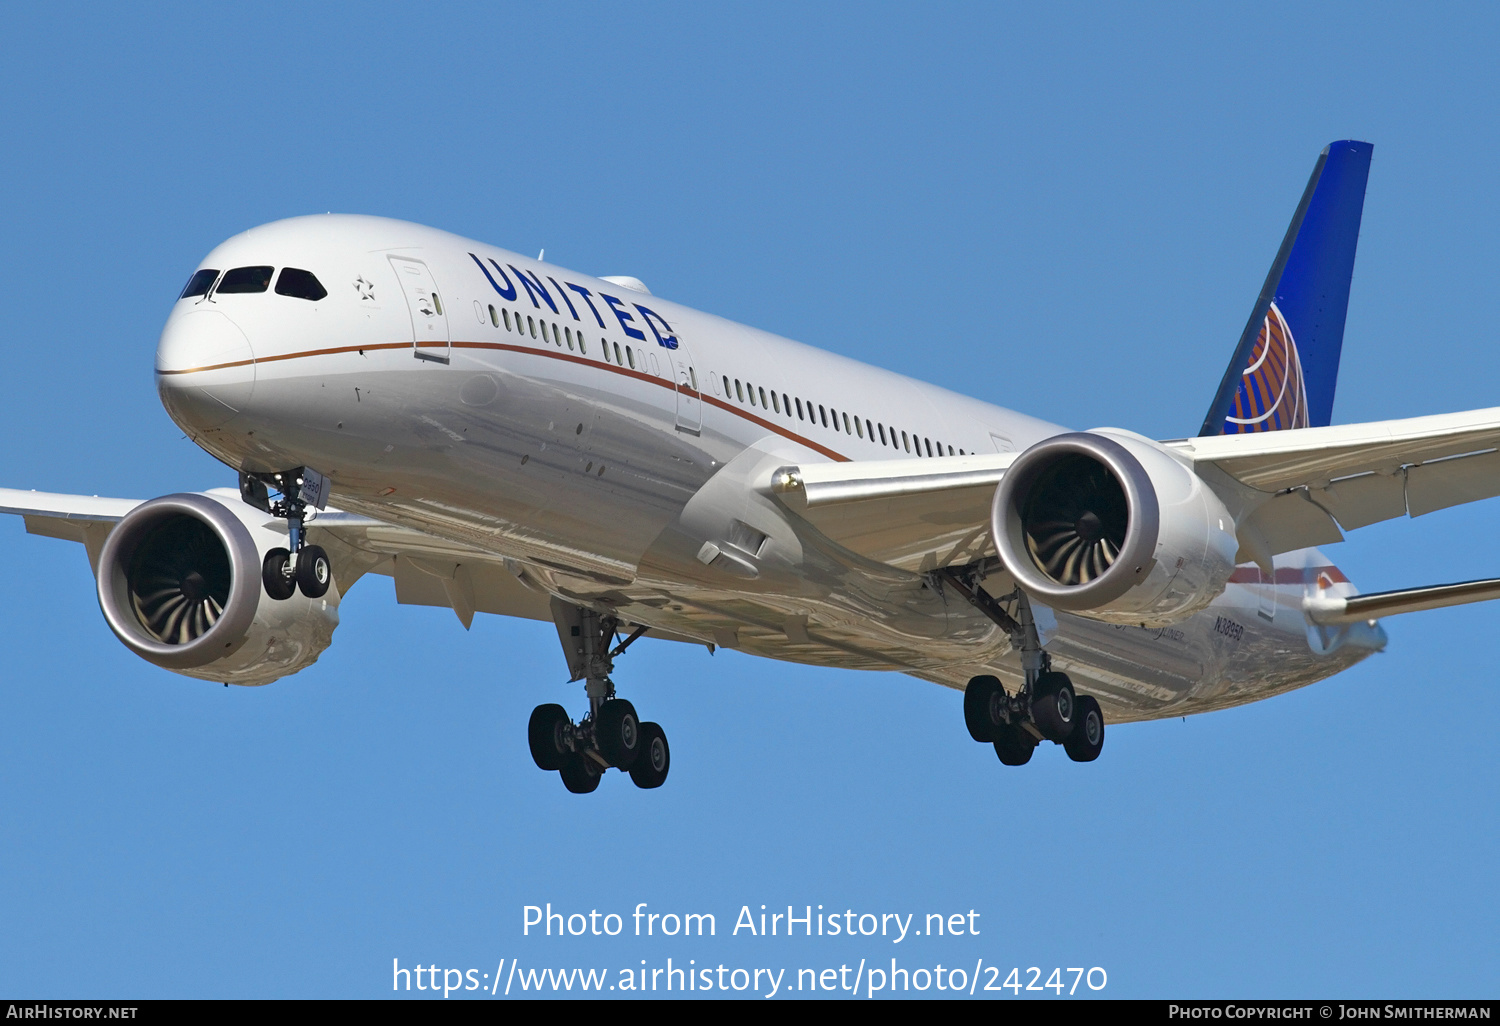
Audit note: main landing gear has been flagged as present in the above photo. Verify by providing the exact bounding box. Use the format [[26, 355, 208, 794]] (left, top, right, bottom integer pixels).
[[528, 601, 670, 793], [937, 569, 1105, 766], [240, 467, 334, 601]]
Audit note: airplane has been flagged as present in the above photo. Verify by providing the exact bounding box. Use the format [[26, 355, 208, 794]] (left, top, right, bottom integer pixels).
[[7, 139, 1500, 794]]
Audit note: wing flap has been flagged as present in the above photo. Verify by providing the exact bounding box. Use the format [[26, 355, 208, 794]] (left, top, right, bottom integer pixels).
[[1404, 448, 1500, 517], [1308, 471, 1408, 530]]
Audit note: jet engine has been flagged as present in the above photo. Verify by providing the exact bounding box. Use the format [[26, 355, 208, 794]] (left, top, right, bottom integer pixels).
[[991, 431, 1239, 626], [95, 490, 341, 685]]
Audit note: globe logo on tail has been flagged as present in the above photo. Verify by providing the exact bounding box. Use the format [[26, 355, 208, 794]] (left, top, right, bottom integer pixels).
[[1224, 302, 1308, 433]]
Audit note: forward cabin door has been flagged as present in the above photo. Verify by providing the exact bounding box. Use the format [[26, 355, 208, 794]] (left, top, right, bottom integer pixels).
[[389, 256, 449, 363], [671, 343, 702, 434]]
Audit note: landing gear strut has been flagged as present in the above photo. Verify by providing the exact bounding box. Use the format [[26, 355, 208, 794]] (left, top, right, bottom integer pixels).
[[937, 567, 1104, 766], [240, 467, 333, 600], [527, 600, 669, 793]]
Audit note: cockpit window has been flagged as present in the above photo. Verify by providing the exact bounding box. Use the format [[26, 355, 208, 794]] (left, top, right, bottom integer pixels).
[[216, 266, 275, 294], [179, 269, 219, 299], [274, 267, 328, 301]]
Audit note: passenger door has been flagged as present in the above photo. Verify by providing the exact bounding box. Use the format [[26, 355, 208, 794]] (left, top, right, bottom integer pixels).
[[1257, 564, 1277, 621], [670, 343, 702, 434], [389, 256, 449, 363]]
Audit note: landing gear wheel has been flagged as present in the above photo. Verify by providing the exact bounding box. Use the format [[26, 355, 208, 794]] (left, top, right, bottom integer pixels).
[[993, 724, 1037, 766], [596, 698, 641, 769], [1063, 695, 1105, 762], [296, 544, 332, 598], [1031, 671, 1076, 742], [261, 548, 296, 600], [629, 722, 670, 789], [527, 703, 572, 771], [559, 753, 601, 794], [963, 674, 1007, 742]]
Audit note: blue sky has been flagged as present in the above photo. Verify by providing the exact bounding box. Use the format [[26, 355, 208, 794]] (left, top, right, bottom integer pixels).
[[1, 2, 1496, 998]]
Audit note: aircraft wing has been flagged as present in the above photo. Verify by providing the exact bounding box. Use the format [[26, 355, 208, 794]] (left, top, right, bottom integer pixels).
[[767, 405, 1500, 577], [1165, 405, 1500, 552], [767, 452, 1015, 571], [0, 488, 557, 630]]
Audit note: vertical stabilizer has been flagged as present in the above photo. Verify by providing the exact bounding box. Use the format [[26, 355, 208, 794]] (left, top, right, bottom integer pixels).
[[1199, 141, 1373, 436]]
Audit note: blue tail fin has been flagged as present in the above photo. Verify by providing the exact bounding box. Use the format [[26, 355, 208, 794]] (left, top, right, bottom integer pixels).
[[1199, 140, 1373, 436]]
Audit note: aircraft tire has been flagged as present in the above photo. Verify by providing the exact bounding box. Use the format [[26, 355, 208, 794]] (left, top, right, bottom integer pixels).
[[629, 722, 670, 789], [528, 703, 572, 771], [1031, 671, 1076, 742], [295, 544, 332, 598], [596, 698, 641, 770], [1063, 695, 1105, 762], [963, 674, 1006, 742], [560, 753, 602, 794], [993, 724, 1036, 766], [261, 548, 296, 600]]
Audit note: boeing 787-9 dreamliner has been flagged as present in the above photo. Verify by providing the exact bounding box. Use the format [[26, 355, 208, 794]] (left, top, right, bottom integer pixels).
[[7, 141, 1498, 792]]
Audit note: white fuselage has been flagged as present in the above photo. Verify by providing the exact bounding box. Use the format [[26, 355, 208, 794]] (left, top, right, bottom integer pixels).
[[155, 215, 1386, 723]]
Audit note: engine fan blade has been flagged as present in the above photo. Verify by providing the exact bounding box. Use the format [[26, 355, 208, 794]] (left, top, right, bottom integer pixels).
[[1022, 456, 1129, 587], [125, 515, 234, 644]]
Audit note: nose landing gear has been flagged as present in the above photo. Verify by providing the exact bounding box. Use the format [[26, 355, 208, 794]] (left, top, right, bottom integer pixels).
[[938, 567, 1105, 766], [528, 600, 669, 793]]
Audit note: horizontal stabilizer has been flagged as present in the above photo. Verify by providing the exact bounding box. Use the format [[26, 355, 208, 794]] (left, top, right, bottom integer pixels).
[[1305, 576, 1500, 624]]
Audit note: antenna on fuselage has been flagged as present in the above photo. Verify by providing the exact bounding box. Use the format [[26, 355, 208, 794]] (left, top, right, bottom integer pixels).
[[537, 249, 545, 261]]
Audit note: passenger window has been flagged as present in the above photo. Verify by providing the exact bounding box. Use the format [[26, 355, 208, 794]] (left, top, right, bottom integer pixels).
[[747, 383, 757, 406], [528, 316, 536, 338], [878, 424, 887, 445], [843, 412, 851, 434], [855, 417, 864, 439], [771, 391, 780, 414], [735, 380, 744, 402], [902, 431, 910, 453], [819, 406, 828, 428], [691, 368, 698, 390], [565, 325, 573, 347], [275, 267, 327, 301], [627, 346, 636, 369], [925, 438, 933, 457], [614, 342, 622, 364], [579, 335, 588, 355], [216, 266, 274, 294], [782, 393, 791, 417], [503, 309, 512, 331], [488, 305, 499, 327], [795, 398, 804, 420], [179, 268, 219, 299], [759, 386, 768, 408]]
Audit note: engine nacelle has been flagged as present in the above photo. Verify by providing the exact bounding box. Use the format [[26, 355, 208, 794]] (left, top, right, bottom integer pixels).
[[95, 490, 341, 685], [991, 431, 1239, 626]]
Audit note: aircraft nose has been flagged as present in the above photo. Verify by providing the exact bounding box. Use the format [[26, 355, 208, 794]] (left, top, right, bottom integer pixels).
[[155, 309, 256, 431]]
